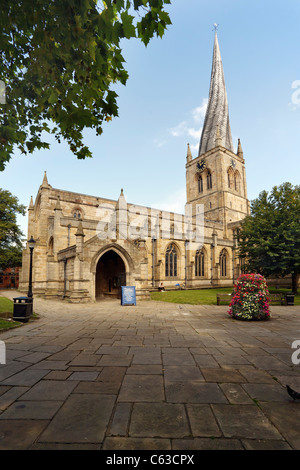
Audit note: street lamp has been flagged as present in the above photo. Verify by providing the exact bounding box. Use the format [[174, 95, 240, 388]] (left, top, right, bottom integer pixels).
[[27, 236, 36, 298]]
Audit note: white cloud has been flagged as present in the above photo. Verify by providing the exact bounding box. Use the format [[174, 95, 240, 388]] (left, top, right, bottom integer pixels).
[[154, 138, 167, 148], [156, 97, 207, 154], [190, 142, 199, 154], [192, 98, 208, 122], [169, 121, 188, 137], [169, 97, 207, 146], [188, 127, 202, 140], [152, 187, 186, 214]]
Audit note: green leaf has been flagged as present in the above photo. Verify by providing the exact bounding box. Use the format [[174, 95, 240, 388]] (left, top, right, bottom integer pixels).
[[48, 90, 58, 105], [120, 11, 136, 39]]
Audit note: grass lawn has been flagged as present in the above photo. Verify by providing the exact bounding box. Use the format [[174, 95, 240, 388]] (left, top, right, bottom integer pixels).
[[0, 296, 14, 314], [0, 296, 22, 331], [150, 286, 300, 306], [150, 287, 233, 305]]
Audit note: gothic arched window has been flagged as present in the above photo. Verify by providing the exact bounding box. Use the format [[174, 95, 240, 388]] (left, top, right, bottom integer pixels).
[[234, 170, 240, 193], [195, 249, 205, 277], [48, 237, 54, 256], [198, 175, 203, 193], [165, 243, 178, 278], [227, 168, 234, 188], [219, 249, 228, 277], [73, 209, 82, 219], [207, 170, 212, 190]]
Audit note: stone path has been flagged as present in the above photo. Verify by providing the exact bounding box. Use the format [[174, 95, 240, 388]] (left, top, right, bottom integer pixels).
[[1, 290, 300, 450]]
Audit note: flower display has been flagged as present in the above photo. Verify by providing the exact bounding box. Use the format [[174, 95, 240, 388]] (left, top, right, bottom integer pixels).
[[228, 273, 270, 321]]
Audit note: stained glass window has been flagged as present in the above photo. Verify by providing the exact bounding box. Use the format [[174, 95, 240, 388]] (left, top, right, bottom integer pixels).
[[220, 249, 227, 277], [165, 244, 178, 277], [198, 175, 203, 193], [207, 170, 212, 189], [195, 249, 205, 276]]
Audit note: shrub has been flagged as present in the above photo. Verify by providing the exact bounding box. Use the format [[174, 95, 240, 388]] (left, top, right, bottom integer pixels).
[[228, 273, 270, 321]]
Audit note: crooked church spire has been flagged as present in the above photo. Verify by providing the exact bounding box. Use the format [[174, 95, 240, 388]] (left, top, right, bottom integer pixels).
[[199, 32, 234, 156]]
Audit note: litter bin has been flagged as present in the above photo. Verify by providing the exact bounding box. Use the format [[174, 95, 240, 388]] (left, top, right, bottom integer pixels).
[[285, 293, 295, 306], [13, 297, 33, 322]]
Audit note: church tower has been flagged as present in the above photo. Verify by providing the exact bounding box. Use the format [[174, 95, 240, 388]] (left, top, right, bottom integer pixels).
[[186, 32, 250, 228]]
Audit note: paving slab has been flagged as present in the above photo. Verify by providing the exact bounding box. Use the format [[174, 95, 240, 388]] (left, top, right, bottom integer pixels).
[[219, 383, 254, 404], [0, 420, 49, 450], [19, 379, 77, 401], [201, 368, 245, 383], [260, 402, 300, 449], [241, 439, 292, 450], [68, 371, 99, 381], [38, 394, 116, 444], [127, 364, 162, 375], [165, 381, 228, 403], [118, 374, 164, 402], [172, 437, 244, 450], [164, 365, 204, 382], [211, 404, 284, 440], [74, 380, 121, 394], [242, 383, 288, 402], [98, 354, 133, 366], [1, 368, 50, 387], [0, 400, 63, 420], [186, 404, 222, 437], [0, 362, 31, 382], [129, 403, 190, 438], [108, 402, 132, 436], [103, 437, 172, 450], [0, 386, 29, 411]]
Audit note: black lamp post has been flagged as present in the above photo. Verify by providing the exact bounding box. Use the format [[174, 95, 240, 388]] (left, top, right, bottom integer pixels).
[[27, 236, 36, 298]]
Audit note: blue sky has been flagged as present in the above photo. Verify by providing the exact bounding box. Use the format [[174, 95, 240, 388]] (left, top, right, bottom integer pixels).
[[2, 0, 300, 238]]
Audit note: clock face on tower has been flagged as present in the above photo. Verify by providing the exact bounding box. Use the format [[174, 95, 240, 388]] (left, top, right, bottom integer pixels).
[[196, 159, 206, 172]]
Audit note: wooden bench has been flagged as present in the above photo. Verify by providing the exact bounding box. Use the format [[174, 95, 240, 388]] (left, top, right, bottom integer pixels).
[[217, 292, 288, 306], [216, 294, 232, 305], [269, 293, 285, 305]]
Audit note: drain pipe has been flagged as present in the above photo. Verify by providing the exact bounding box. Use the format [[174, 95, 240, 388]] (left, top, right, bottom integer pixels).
[[152, 237, 156, 287], [184, 239, 188, 287], [62, 257, 67, 300], [210, 243, 214, 285]]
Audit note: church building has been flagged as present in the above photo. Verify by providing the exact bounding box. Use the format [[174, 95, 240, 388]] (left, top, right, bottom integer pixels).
[[19, 33, 250, 302]]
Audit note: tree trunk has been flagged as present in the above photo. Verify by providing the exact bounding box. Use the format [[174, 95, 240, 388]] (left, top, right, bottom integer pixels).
[[292, 273, 299, 294]]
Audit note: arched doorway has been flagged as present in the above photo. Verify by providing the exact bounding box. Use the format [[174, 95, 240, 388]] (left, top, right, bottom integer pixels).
[[95, 250, 126, 299]]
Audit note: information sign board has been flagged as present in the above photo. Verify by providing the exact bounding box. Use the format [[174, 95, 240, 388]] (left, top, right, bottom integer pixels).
[[121, 286, 136, 306]]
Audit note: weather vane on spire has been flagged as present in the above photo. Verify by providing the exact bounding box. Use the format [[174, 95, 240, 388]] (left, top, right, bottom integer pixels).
[[213, 23, 219, 32]]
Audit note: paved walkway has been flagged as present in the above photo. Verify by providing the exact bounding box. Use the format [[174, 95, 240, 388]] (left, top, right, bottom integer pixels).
[[0, 290, 300, 450]]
